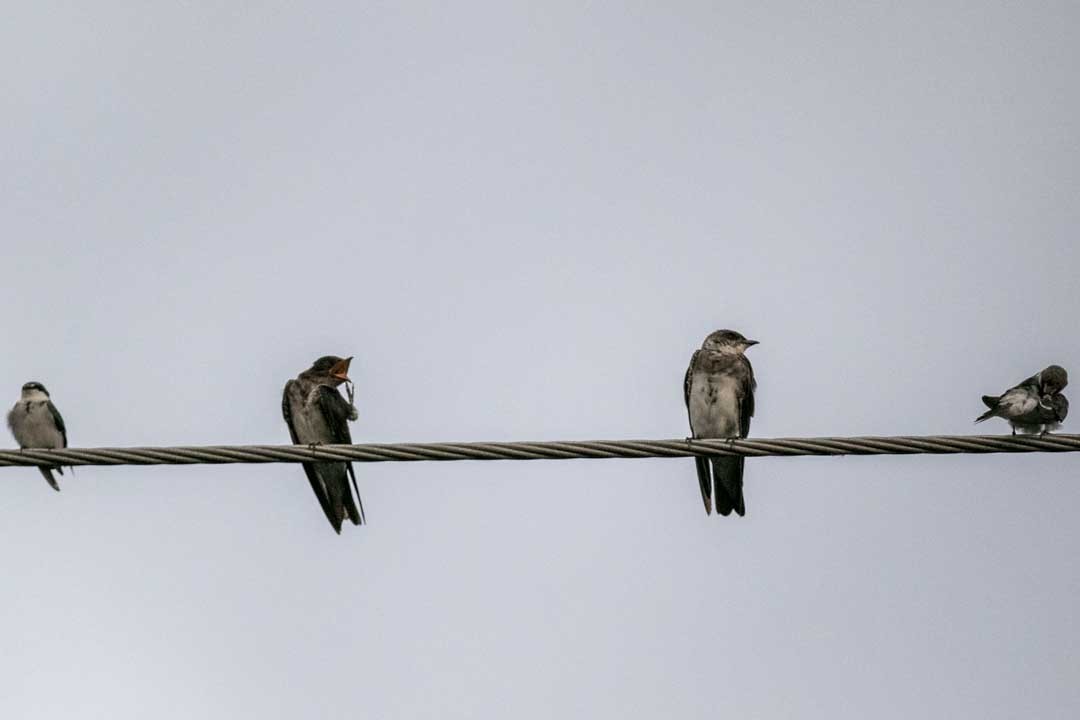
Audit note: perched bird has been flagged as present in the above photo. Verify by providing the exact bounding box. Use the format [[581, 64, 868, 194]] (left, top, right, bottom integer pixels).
[[7, 381, 69, 491], [976, 365, 1070, 435], [282, 355, 365, 533], [979, 389, 1069, 436], [684, 329, 758, 516]]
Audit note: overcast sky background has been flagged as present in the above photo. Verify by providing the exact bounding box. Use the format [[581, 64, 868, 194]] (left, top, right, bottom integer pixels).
[[2, 2, 1078, 718]]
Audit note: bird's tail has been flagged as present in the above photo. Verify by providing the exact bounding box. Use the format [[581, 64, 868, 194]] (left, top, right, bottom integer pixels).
[[343, 494, 363, 526], [344, 463, 365, 525], [710, 456, 745, 517], [694, 457, 712, 515], [303, 463, 343, 534], [38, 467, 60, 492], [326, 481, 350, 534], [975, 396, 999, 423]]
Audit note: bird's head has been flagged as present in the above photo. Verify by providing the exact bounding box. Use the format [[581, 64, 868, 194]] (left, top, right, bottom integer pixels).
[[702, 329, 758, 355], [307, 356, 353, 386], [19, 381, 50, 400], [1040, 365, 1068, 395]]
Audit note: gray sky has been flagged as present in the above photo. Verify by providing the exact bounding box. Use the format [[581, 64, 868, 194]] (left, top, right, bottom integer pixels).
[[2, 2, 1078, 718]]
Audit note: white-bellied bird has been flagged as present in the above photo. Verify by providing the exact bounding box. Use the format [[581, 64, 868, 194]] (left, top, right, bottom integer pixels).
[[684, 330, 758, 516], [7, 381, 69, 491]]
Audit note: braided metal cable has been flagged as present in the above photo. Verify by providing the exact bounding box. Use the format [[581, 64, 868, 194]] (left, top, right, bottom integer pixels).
[[1, 434, 1079, 469]]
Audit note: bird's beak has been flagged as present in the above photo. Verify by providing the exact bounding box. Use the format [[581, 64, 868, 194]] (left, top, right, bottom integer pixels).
[[745, 340, 759, 348], [330, 356, 353, 382]]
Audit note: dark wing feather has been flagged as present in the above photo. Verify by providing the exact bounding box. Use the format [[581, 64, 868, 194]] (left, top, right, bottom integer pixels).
[[314, 387, 354, 444], [315, 387, 365, 525], [46, 401, 68, 479], [47, 401, 67, 447], [281, 382, 300, 442], [683, 349, 699, 412], [1016, 372, 1041, 392], [739, 357, 756, 438], [683, 350, 712, 514], [282, 381, 337, 528]]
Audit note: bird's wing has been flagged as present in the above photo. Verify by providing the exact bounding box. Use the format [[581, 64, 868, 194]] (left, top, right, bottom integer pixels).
[[315, 386, 364, 523], [314, 386, 354, 445], [282, 381, 336, 525], [683, 350, 699, 409], [738, 357, 756, 438], [683, 349, 712, 513], [281, 381, 304, 444], [1015, 372, 1042, 392], [47, 401, 67, 447], [683, 349, 701, 436], [997, 387, 1039, 416]]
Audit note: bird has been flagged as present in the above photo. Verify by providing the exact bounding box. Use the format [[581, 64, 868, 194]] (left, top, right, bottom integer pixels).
[[684, 329, 758, 516], [282, 355, 365, 533], [976, 366, 1070, 435], [7, 381, 69, 491]]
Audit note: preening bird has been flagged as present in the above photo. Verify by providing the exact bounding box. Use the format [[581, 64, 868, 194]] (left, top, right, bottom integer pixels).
[[976, 365, 1070, 435], [282, 356, 365, 533]]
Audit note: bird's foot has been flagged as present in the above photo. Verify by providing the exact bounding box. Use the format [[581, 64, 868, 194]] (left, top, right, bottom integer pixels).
[[344, 382, 359, 421]]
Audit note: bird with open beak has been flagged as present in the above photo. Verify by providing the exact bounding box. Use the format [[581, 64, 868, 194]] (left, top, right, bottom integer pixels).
[[684, 329, 758, 516], [282, 355, 365, 533], [7, 381, 69, 491]]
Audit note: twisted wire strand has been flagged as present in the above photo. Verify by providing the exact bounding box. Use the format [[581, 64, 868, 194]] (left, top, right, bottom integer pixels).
[[0, 434, 1078, 469]]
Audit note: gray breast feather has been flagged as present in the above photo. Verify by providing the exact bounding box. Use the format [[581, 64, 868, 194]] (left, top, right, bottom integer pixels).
[[688, 372, 742, 438], [8, 402, 65, 449], [284, 384, 330, 444]]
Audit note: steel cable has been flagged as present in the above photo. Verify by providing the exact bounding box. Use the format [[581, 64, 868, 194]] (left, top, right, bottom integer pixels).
[[1, 434, 1078, 470]]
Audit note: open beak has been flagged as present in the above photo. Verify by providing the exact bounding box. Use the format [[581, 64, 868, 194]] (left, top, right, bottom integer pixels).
[[330, 356, 353, 382]]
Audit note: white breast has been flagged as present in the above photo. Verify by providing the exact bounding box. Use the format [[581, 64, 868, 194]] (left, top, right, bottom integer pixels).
[[8, 402, 63, 449]]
